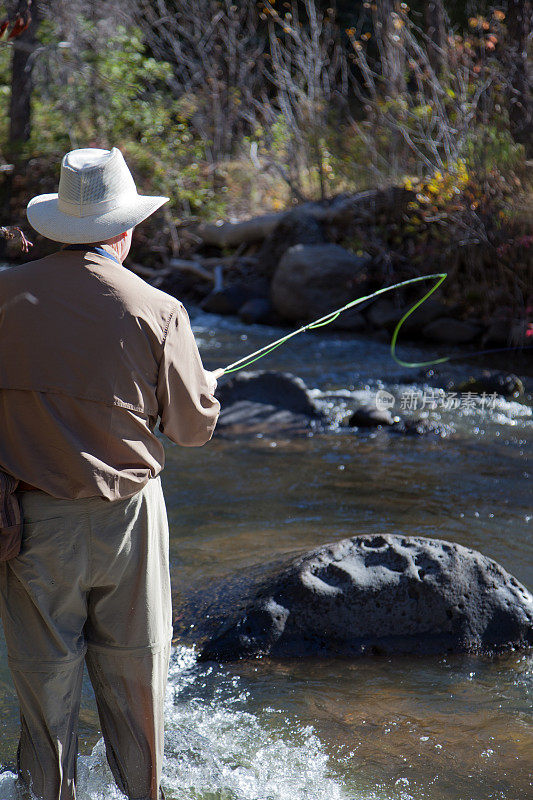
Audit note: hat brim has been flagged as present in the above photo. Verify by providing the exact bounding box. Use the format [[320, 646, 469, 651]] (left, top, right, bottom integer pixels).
[[26, 192, 170, 244]]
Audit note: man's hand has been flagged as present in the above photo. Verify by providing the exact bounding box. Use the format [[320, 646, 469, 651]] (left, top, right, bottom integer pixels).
[[205, 368, 225, 395]]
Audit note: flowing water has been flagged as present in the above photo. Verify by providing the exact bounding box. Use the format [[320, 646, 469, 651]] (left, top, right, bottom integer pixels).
[[0, 309, 531, 800]]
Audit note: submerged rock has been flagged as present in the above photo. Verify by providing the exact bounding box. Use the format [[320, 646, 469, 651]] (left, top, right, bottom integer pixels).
[[391, 418, 454, 437], [215, 371, 326, 435], [198, 534, 533, 661], [448, 371, 524, 399], [409, 368, 526, 400]]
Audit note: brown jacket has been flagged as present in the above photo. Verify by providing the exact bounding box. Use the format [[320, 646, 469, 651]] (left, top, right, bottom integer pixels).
[[0, 246, 220, 500]]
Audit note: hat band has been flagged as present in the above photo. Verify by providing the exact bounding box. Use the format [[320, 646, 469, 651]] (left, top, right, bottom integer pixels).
[[57, 191, 139, 219]]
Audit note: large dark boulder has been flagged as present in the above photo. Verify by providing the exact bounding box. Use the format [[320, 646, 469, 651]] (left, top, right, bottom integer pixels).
[[399, 298, 450, 334], [198, 534, 533, 661], [255, 210, 325, 278], [365, 298, 403, 330], [215, 371, 325, 435], [422, 317, 483, 344], [364, 297, 451, 334], [271, 243, 371, 322], [482, 318, 529, 347]]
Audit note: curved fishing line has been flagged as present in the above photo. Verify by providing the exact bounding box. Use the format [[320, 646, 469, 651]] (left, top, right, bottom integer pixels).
[[389, 272, 449, 368], [223, 273, 448, 374]]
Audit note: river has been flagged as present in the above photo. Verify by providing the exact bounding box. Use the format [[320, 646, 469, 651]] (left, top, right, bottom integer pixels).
[[0, 308, 531, 800]]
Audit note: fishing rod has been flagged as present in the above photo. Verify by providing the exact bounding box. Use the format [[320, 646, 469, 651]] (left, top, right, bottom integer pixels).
[[214, 272, 531, 377], [218, 273, 448, 376]]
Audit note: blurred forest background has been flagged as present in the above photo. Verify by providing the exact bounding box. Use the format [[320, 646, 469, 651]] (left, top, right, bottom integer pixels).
[[0, 0, 532, 334]]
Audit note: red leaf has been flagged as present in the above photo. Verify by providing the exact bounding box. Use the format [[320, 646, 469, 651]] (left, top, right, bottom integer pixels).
[[8, 15, 29, 39]]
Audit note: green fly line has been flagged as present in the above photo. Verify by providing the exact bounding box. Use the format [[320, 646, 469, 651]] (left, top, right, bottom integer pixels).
[[222, 272, 450, 375]]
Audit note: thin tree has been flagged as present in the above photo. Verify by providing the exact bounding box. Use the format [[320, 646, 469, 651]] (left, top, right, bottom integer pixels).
[[375, 0, 406, 99], [505, 0, 532, 156], [5, 0, 40, 147], [424, 0, 447, 76]]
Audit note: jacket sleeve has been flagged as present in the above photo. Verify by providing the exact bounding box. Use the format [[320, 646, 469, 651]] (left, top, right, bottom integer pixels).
[[156, 302, 220, 446]]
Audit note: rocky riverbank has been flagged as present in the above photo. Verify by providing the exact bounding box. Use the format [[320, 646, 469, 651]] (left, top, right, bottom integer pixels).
[[3, 187, 532, 358], [148, 193, 532, 359]]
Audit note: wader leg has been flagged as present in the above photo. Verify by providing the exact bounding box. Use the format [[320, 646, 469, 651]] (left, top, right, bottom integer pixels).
[[85, 643, 170, 800], [0, 502, 89, 800], [10, 658, 84, 800]]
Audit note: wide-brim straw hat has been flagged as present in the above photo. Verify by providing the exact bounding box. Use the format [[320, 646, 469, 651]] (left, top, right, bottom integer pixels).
[[26, 147, 169, 244]]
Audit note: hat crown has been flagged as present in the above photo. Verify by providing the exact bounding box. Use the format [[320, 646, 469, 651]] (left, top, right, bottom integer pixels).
[[57, 148, 137, 218]]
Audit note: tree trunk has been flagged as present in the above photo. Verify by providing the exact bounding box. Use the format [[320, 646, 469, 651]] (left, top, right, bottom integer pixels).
[[376, 0, 406, 98], [8, 0, 40, 147], [424, 0, 447, 76], [375, 1, 406, 179], [505, 0, 532, 156]]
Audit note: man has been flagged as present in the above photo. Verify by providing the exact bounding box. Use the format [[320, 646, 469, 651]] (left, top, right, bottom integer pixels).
[[0, 147, 220, 800]]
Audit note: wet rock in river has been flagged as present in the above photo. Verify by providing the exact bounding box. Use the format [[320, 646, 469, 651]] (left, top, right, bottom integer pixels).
[[482, 318, 529, 347], [198, 534, 533, 661], [201, 283, 253, 315], [409, 368, 526, 400], [238, 297, 276, 326], [329, 307, 367, 332], [448, 371, 524, 399], [399, 298, 450, 334], [346, 406, 453, 436], [215, 371, 326, 435], [348, 405, 397, 427]]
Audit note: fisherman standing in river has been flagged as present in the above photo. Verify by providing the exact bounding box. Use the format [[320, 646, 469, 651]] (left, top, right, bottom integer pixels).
[[0, 147, 220, 800]]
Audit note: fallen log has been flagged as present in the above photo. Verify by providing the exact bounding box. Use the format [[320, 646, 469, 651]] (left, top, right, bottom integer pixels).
[[169, 258, 214, 282], [193, 188, 411, 249], [194, 212, 286, 248]]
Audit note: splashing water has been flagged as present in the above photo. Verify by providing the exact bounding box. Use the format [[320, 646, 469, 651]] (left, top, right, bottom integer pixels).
[[0, 647, 350, 800]]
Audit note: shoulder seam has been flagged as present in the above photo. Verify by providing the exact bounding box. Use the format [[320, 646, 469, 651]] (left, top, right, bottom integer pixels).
[[161, 302, 181, 347]]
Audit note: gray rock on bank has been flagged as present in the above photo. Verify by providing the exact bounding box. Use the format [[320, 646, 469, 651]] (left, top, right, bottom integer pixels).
[[199, 534, 533, 661], [422, 317, 482, 344], [271, 243, 371, 322]]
